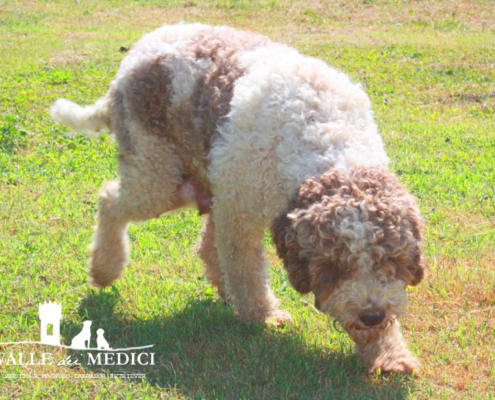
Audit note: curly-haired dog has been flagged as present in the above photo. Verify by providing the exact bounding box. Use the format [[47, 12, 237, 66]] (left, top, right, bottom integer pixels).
[[50, 23, 425, 373]]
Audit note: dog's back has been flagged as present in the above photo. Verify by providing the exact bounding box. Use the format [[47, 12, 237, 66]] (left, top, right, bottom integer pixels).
[[51, 23, 388, 193], [52, 24, 271, 189]]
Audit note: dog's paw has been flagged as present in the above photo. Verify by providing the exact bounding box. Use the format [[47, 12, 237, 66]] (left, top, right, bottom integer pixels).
[[354, 319, 419, 375], [369, 350, 420, 374], [88, 225, 129, 287], [357, 339, 420, 375], [87, 272, 118, 288], [265, 309, 293, 327], [88, 246, 125, 287]]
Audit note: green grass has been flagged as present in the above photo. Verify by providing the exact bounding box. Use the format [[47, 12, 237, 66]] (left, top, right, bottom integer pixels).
[[1, 0, 495, 398]]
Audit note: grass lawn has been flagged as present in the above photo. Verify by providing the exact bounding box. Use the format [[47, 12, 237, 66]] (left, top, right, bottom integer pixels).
[[1, 0, 494, 398]]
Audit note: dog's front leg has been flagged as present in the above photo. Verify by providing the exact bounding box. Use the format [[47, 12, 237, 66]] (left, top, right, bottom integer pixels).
[[354, 319, 420, 374], [212, 209, 292, 325]]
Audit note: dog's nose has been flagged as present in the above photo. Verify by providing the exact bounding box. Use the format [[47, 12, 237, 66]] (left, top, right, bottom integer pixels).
[[359, 311, 386, 327]]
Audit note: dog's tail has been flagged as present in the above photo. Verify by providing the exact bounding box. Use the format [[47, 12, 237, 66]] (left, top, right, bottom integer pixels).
[[49, 95, 112, 136]]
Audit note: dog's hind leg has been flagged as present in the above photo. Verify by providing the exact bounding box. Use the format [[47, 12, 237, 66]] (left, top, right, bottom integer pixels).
[[197, 214, 226, 300], [89, 180, 131, 287], [89, 129, 185, 287]]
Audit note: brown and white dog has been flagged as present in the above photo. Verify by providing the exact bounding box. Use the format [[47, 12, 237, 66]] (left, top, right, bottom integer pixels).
[[51, 23, 425, 373]]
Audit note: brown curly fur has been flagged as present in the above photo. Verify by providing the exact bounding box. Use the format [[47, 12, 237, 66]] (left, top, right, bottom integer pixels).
[[271, 165, 425, 372], [272, 165, 424, 293]]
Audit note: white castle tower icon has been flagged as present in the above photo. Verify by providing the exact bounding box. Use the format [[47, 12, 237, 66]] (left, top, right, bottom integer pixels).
[[39, 301, 62, 346]]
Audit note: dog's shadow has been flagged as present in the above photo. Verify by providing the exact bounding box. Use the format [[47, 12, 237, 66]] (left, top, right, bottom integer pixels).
[[63, 290, 413, 399]]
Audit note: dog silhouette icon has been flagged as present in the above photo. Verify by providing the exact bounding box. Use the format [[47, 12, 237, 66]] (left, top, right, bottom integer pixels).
[[70, 321, 92, 349], [96, 328, 111, 350]]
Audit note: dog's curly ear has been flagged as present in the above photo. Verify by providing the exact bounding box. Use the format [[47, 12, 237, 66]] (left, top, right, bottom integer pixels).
[[393, 238, 426, 287], [271, 213, 312, 294], [410, 255, 426, 286], [386, 192, 426, 287], [405, 202, 427, 286]]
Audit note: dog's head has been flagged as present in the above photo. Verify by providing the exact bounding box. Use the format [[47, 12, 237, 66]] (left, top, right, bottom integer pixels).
[[271, 165, 425, 344]]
